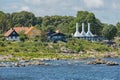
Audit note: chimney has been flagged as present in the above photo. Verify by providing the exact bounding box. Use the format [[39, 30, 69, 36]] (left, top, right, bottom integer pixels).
[[88, 23, 90, 32], [82, 23, 85, 32], [11, 28, 14, 30], [76, 23, 79, 31], [80, 23, 86, 37], [73, 23, 81, 37], [86, 23, 93, 37]]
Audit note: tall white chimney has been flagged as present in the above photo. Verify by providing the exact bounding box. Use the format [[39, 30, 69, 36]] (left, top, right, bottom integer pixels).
[[82, 23, 85, 32], [88, 23, 90, 31], [86, 23, 93, 37], [76, 23, 79, 31], [80, 23, 86, 37], [73, 23, 81, 37]]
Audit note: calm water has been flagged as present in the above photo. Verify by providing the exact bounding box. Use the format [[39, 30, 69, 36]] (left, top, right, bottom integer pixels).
[[0, 58, 120, 80]]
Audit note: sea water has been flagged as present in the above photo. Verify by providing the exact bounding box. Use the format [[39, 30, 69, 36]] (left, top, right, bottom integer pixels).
[[0, 58, 120, 80]]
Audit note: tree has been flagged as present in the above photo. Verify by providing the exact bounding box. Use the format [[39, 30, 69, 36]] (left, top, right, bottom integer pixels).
[[116, 22, 120, 36], [0, 11, 9, 33], [11, 11, 36, 27], [102, 24, 117, 41], [69, 11, 103, 35]]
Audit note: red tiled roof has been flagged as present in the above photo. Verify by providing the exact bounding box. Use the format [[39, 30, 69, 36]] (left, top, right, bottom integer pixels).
[[4, 26, 40, 38], [25, 27, 34, 34], [4, 29, 14, 37], [13, 27, 29, 33]]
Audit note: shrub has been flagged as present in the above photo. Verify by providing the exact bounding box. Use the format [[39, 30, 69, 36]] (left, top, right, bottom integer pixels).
[[14, 48, 20, 52], [0, 41, 5, 47], [95, 46, 109, 51]]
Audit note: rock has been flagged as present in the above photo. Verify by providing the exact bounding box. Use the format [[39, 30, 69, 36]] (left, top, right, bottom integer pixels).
[[86, 59, 119, 66], [86, 59, 107, 65], [106, 61, 119, 66], [104, 52, 119, 58], [79, 51, 84, 54], [60, 47, 76, 53], [0, 60, 46, 67]]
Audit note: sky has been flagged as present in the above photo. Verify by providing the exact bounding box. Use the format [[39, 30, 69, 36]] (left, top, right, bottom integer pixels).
[[0, 0, 120, 25]]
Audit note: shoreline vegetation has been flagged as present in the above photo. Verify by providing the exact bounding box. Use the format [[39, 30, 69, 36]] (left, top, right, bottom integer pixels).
[[0, 38, 120, 62], [0, 38, 120, 67], [0, 53, 119, 67]]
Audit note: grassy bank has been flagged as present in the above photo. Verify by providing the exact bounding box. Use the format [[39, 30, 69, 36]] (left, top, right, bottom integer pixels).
[[0, 38, 120, 61]]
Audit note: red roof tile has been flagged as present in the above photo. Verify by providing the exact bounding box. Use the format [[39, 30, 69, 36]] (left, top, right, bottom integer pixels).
[[13, 27, 29, 33], [4, 29, 14, 37], [25, 27, 34, 34]]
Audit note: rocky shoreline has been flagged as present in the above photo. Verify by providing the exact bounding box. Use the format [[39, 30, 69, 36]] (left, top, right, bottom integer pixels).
[[86, 59, 119, 66], [0, 60, 47, 67], [0, 58, 119, 67]]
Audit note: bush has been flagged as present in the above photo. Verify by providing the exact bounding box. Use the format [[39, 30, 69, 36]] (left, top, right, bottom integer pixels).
[[66, 38, 84, 52], [31, 47, 38, 52], [0, 41, 5, 47], [0, 47, 5, 52], [14, 48, 20, 52], [95, 45, 109, 51]]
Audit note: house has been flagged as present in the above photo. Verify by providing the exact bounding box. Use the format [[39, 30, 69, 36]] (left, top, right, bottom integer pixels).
[[4, 28, 19, 41], [25, 27, 40, 38], [47, 30, 66, 43], [4, 26, 40, 41]]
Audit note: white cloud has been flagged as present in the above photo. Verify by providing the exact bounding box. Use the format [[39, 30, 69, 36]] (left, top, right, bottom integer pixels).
[[10, 5, 18, 9], [112, 2, 120, 9], [24, 0, 41, 5], [83, 0, 104, 8], [72, 6, 84, 12], [20, 6, 30, 11]]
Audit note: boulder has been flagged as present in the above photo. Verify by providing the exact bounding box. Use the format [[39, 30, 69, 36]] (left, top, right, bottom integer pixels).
[[60, 47, 76, 53], [86, 59, 107, 65], [106, 61, 119, 66]]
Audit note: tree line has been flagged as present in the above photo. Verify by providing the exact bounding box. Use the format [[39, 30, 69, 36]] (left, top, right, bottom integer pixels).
[[0, 10, 119, 41]]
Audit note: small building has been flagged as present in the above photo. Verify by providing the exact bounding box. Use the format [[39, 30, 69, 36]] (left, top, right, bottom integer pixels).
[[47, 30, 66, 43], [4, 28, 19, 41]]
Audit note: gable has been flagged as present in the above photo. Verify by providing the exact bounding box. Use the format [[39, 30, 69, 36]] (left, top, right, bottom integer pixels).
[[9, 30, 19, 36]]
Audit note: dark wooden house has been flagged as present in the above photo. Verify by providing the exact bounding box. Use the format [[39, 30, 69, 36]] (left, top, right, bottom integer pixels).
[[4, 28, 19, 41], [47, 30, 66, 43]]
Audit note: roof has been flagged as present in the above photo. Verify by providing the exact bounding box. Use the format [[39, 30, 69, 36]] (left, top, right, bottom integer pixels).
[[74, 31, 81, 37], [13, 27, 29, 33], [4, 26, 38, 37], [4, 29, 14, 37], [25, 26, 40, 35], [51, 33, 65, 37], [47, 31, 56, 36], [25, 27, 34, 34]]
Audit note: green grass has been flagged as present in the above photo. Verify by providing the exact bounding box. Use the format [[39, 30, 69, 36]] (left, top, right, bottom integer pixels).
[[0, 38, 118, 61]]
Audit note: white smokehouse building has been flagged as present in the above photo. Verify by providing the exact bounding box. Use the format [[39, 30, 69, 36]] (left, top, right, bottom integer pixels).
[[73, 23, 103, 41]]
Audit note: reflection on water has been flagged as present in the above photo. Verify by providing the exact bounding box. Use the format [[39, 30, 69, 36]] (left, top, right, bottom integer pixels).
[[0, 58, 120, 80]]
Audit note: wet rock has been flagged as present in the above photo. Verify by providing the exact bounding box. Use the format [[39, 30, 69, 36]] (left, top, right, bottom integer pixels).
[[86, 59, 107, 65], [0, 60, 46, 67], [86, 58, 119, 66], [106, 61, 119, 66]]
